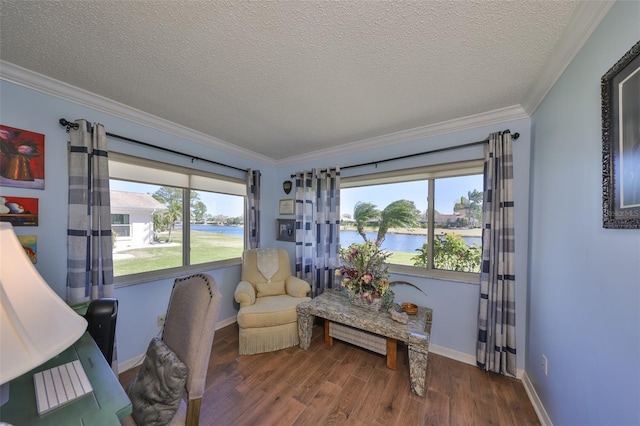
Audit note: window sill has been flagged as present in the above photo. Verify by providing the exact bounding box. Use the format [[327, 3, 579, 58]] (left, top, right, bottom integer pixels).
[[389, 264, 480, 285], [114, 257, 242, 288]]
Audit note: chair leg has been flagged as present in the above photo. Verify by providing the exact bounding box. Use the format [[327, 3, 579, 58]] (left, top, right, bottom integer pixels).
[[185, 398, 201, 426]]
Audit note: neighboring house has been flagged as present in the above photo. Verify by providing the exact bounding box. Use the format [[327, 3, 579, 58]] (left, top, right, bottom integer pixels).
[[110, 190, 166, 251], [433, 212, 463, 227]]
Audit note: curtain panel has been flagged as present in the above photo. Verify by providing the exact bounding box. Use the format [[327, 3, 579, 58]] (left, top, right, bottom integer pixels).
[[245, 169, 261, 249], [293, 167, 340, 298], [66, 120, 114, 304], [476, 131, 517, 376]]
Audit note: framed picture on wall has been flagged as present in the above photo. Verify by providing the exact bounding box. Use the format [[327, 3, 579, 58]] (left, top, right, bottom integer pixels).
[[276, 218, 295, 242], [0, 125, 45, 190], [279, 199, 294, 215], [0, 196, 38, 226], [602, 40, 640, 229]]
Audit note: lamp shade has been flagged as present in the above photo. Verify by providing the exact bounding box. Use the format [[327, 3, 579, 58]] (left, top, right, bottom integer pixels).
[[0, 222, 87, 385]]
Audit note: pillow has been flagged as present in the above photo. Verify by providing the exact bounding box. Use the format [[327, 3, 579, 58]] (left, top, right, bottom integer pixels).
[[127, 337, 188, 426], [256, 280, 286, 297]]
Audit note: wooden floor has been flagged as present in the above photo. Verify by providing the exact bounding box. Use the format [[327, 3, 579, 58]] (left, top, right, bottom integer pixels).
[[119, 323, 540, 426]]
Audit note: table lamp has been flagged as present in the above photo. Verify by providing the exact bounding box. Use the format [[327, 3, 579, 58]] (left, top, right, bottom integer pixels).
[[0, 222, 88, 406]]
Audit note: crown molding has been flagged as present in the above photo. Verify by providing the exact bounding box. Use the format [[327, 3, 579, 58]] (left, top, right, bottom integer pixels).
[[0, 60, 276, 167], [521, 0, 615, 115], [277, 104, 529, 167]]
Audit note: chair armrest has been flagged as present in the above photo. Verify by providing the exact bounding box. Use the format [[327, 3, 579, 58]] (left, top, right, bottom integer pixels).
[[285, 276, 311, 298], [234, 281, 256, 307]]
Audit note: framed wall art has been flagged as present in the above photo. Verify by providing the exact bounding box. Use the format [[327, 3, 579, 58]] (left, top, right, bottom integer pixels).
[[602, 40, 640, 229], [276, 218, 295, 242], [279, 198, 294, 215], [0, 125, 45, 190], [17, 234, 37, 264], [0, 196, 38, 226]]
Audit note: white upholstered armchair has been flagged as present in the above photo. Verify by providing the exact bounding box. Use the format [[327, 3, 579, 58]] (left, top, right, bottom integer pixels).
[[234, 248, 311, 355]]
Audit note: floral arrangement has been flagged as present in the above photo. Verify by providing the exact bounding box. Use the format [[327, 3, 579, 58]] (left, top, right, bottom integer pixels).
[[336, 240, 394, 309]]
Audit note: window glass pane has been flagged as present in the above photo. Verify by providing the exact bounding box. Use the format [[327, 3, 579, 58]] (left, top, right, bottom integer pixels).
[[110, 180, 183, 276], [432, 175, 483, 272], [190, 190, 244, 265], [341, 170, 484, 276], [341, 181, 428, 267]]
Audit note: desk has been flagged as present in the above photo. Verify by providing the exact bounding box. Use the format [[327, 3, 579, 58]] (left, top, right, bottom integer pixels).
[[297, 289, 432, 397], [0, 333, 132, 425]]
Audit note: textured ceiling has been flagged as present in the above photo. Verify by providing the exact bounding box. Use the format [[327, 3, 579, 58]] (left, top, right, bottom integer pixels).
[[1, 0, 582, 160]]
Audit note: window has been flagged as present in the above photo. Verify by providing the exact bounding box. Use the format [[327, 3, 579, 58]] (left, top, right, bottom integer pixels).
[[109, 153, 246, 282], [340, 160, 483, 282], [111, 214, 131, 238]]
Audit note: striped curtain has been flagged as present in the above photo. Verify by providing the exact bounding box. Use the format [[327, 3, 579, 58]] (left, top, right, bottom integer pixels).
[[245, 169, 261, 249], [66, 120, 118, 373], [294, 167, 340, 298], [67, 120, 114, 304], [476, 131, 517, 376]]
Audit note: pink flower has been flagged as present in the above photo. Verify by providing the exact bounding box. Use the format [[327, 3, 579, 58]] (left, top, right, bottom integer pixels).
[[362, 274, 373, 284]]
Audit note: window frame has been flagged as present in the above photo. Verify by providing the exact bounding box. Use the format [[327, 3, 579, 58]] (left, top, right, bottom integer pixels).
[[341, 159, 483, 284], [109, 153, 246, 286], [110, 213, 132, 240]]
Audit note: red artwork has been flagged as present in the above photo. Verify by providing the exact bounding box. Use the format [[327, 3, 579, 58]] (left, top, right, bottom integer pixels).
[[0, 196, 39, 226], [0, 124, 45, 189]]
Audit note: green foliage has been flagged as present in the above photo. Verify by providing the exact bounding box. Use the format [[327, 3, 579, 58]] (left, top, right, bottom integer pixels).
[[376, 200, 420, 245], [411, 233, 481, 273], [353, 202, 379, 240]]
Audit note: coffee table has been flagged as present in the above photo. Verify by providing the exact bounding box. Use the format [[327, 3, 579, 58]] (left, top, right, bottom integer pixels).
[[296, 289, 433, 397]]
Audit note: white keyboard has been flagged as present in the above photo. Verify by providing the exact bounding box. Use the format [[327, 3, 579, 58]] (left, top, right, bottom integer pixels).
[[33, 360, 93, 415]]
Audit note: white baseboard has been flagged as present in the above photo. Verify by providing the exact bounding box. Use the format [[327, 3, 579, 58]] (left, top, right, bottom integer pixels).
[[522, 372, 553, 426], [428, 344, 525, 379], [118, 314, 238, 373]]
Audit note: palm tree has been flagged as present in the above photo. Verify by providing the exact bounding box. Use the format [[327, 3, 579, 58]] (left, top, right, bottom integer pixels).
[[353, 202, 379, 241], [152, 186, 183, 242], [375, 200, 421, 245], [467, 189, 483, 228]]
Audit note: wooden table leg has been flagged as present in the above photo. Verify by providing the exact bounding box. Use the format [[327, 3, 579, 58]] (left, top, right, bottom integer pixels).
[[386, 338, 397, 370], [324, 319, 334, 346]]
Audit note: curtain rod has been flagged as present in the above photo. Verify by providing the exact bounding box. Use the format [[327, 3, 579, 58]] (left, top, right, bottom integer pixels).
[[59, 118, 248, 173], [337, 129, 519, 172]]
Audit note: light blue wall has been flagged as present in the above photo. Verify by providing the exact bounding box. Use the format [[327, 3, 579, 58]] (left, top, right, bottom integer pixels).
[[276, 119, 532, 368], [0, 80, 270, 364], [528, 2, 640, 425], [1, 77, 532, 372]]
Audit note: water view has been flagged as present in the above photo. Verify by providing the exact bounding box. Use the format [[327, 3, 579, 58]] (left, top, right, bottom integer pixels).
[[189, 224, 481, 253]]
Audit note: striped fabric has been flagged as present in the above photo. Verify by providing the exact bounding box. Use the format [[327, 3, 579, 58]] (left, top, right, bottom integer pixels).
[[245, 169, 261, 249], [476, 131, 517, 377], [66, 120, 114, 304], [294, 167, 340, 298]]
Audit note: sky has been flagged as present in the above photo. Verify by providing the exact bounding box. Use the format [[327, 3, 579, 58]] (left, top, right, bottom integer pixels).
[[341, 175, 483, 218], [110, 180, 244, 217], [111, 174, 483, 219]]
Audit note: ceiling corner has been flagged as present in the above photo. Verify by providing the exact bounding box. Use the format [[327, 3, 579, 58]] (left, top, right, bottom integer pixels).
[[520, 1, 616, 115]]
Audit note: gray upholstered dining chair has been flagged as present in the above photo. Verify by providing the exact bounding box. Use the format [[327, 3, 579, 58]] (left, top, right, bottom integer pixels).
[[125, 273, 222, 426]]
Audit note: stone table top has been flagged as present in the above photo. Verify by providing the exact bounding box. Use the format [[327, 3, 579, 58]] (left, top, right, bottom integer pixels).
[[297, 289, 432, 347]]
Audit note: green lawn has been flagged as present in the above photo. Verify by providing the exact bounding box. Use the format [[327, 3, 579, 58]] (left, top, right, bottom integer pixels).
[[114, 231, 243, 276], [387, 250, 418, 266]]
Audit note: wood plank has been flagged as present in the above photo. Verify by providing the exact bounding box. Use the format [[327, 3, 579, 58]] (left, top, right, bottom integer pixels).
[[119, 324, 540, 426], [372, 361, 409, 425]]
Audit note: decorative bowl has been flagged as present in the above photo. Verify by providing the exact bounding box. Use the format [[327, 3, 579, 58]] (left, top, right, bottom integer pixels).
[[401, 302, 418, 315]]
